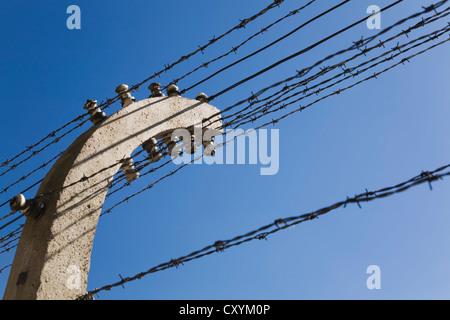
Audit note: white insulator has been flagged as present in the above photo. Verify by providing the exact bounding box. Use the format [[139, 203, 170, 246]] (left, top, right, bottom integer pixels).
[[115, 84, 136, 108]]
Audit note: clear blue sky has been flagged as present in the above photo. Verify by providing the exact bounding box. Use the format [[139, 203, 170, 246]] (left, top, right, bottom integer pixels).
[[0, 0, 449, 300]]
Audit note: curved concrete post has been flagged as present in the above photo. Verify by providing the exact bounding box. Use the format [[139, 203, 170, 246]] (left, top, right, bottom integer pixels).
[[3, 96, 222, 300]]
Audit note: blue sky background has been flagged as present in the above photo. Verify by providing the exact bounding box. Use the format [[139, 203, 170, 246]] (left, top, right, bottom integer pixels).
[[0, 0, 449, 300]]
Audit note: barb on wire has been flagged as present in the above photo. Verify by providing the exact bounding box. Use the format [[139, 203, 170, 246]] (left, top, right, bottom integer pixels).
[[0, 264, 11, 274], [0, 225, 22, 245], [0, 151, 61, 197], [0, 118, 89, 178], [0, 115, 86, 172], [0, 242, 17, 255], [0, 235, 19, 251]]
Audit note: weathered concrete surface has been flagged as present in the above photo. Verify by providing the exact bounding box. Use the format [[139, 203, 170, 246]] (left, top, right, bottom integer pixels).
[[3, 96, 222, 300]]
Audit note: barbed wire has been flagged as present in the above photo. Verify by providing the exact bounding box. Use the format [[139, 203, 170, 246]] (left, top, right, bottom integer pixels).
[[203, 1, 447, 126], [0, 0, 430, 207], [0, 242, 17, 257], [0, 0, 286, 179], [1, 0, 447, 269], [79, 160, 450, 299], [126, 0, 287, 95], [202, 0, 448, 128], [205, 0, 404, 103], [0, 2, 446, 236], [100, 4, 450, 200], [0, 235, 19, 251], [75, 0, 438, 200], [96, 28, 450, 222], [0, 0, 341, 198], [0, 119, 89, 178], [0, 264, 11, 274], [0, 152, 62, 197], [117, 9, 450, 180], [0, 136, 183, 232], [39, 15, 448, 226], [0, 143, 161, 224], [0, 0, 386, 191], [181, 0, 354, 96], [167, 0, 317, 90], [0, 0, 448, 284], [210, 5, 450, 129], [224, 23, 450, 129], [8, 8, 442, 225], [0, 225, 22, 245], [0, 0, 314, 213], [229, 28, 450, 131], [0, 214, 25, 233], [0, 226, 21, 261], [0, 0, 289, 218], [0, 240, 18, 255], [1, 0, 441, 197], [0, 115, 85, 171]]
